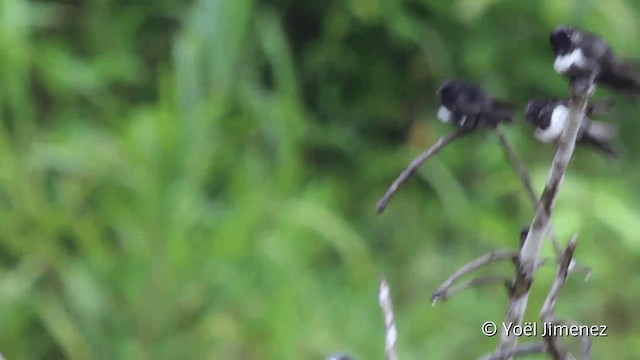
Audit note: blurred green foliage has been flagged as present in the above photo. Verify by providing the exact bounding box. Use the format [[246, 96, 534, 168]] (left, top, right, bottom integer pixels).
[[1, 0, 640, 359]]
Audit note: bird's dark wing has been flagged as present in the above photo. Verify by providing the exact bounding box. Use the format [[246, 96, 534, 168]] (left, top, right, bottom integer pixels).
[[443, 85, 486, 127], [575, 30, 612, 63], [553, 98, 613, 117], [487, 99, 516, 123], [571, 29, 640, 95], [450, 84, 515, 127], [453, 85, 487, 116], [490, 99, 518, 111]]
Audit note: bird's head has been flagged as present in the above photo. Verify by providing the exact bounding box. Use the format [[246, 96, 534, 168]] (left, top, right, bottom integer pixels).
[[524, 99, 551, 128], [437, 79, 463, 108], [550, 26, 575, 56]]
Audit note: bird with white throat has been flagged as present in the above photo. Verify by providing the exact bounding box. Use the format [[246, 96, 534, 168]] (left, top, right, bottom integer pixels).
[[436, 79, 514, 130], [524, 98, 619, 158], [550, 25, 640, 96]]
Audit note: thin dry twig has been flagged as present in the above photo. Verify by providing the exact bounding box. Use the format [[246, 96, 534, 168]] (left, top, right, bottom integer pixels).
[[540, 237, 577, 321], [494, 126, 590, 279], [477, 342, 547, 360], [540, 236, 577, 360], [376, 127, 472, 213], [493, 126, 537, 206], [433, 275, 512, 303], [433, 250, 550, 305], [495, 77, 594, 358], [379, 276, 398, 360], [431, 250, 517, 305]]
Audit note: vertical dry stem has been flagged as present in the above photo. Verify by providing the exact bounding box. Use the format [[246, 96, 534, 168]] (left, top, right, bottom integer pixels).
[[495, 78, 594, 358]]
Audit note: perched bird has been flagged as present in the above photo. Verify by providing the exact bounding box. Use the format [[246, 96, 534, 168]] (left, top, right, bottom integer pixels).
[[436, 79, 514, 129], [524, 98, 618, 157], [550, 25, 640, 95]]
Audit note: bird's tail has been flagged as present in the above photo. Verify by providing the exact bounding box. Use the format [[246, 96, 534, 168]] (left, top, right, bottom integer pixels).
[[600, 59, 640, 95], [489, 100, 516, 124], [590, 58, 640, 108], [586, 99, 615, 117], [580, 120, 619, 158]]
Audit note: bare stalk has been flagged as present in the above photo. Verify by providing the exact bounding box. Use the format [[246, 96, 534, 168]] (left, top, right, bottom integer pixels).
[[493, 126, 538, 207], [494, 127, 590, 278], [495, 77, 594, 358], [379, 276, 398, 360], [540, 236, 577, 359], [540, 237, 577, 323]]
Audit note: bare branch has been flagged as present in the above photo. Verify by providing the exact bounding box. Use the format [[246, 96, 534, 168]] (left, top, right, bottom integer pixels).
[[540, 237, 577, 360], [433, 275, 512, 303], [432, 250, 552, 305], [494, 127, 590, 279], [493, 126, 537, 206], [539, 237, 577, 360], [495, 77, 594, 358], [477, 343, 547, 360], [537, 235, 587, 360], [379, 276, 398, 360], [540, 236, 577, 321], [431, 250, 517, 305], [376, 127, 472, 213]]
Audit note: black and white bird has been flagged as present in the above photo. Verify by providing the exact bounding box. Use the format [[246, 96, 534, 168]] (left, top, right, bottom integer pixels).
[[550, 25, 640, 95], [524, 98, 618, 157], [436, 79, 514, 129]]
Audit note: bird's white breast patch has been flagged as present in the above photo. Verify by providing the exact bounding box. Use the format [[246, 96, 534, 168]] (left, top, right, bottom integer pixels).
[[534, 105, 569, 143], [553, 48, 587, 74], [437, 105, 452, 124]]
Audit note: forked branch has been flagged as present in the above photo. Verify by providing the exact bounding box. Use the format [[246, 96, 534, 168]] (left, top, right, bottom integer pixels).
[[432, 250, 516, 305]]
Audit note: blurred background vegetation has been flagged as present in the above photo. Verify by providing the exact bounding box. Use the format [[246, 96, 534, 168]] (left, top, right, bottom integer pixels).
[[1, 0, 640, 359]]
